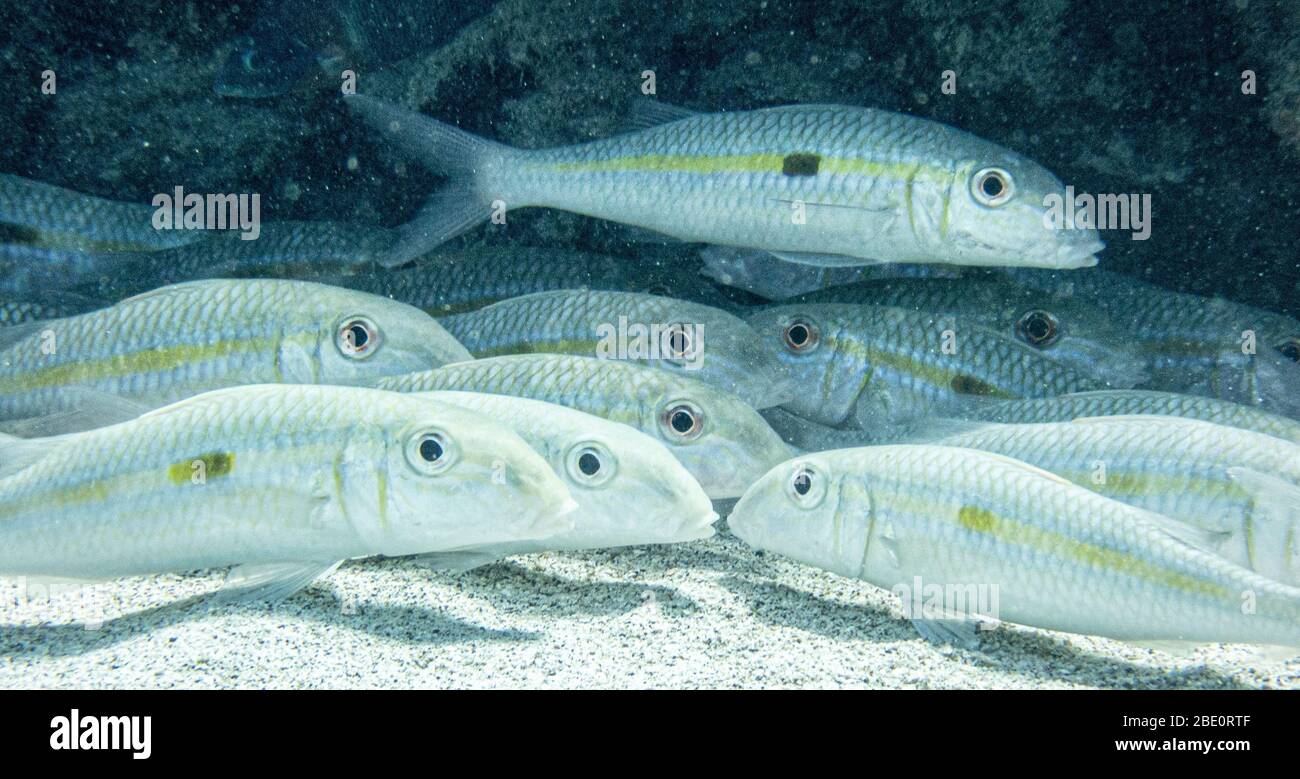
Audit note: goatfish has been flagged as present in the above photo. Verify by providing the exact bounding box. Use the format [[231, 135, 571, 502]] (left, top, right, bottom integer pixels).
[[324, 246, 723, 316], [970, 390, 1300, 444], [789, 277, 1148, 389], [744, 303, 1101, 429], [0, 279, 471, 430], [438, 289, 793, 408], [0, 173, 197, 251], [73, 221, 406, 301], [346, 95, 1104, 269], [1006, 268, 1300, 416], [375, 353, 794, 499], [0, 384, 576, 599], [411, 391, 716, 571], [730, 445, 1300, 648], [931, 416, 1300, 585]]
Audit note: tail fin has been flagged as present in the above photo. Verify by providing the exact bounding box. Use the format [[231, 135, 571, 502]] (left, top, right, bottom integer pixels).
[[345, 94, 509, 267]]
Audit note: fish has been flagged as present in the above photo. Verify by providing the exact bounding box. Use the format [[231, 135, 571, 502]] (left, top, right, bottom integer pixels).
[[0, 384, 576, 599], [215, 0, 492, 98], [346, 95, 1105, 269], [932, 416, 1300, 585], [789, 276, 1149, 389], [0, 173, 197, 251], [729, 444, 1300, 648], [744, 303, 1102, 429], [438, 289, 793, 408], [969, 390, 1300, 443], [0, 278, 471, 428], [412, 390, 717, 570], [324, 246, 717, 316], [1006, 268, 1300, 415], [374, 353, 794, 499], [74, 221, 405, 300]]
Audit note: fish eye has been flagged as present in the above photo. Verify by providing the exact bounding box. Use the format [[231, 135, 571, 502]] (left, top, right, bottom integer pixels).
[[1276, 338, 1300, 363], [660, 402, 704, 440], [337, 316, 380, 359], [645, 284, 672, 296], [971, 167, 1014, 207], [565, 442, 617, 486], [784, 461, 827, 508], [1016, 309, 1060, 347], [405, 430, 456, 475], [663, 324, 695, 365], [781, 316, 820, 353]]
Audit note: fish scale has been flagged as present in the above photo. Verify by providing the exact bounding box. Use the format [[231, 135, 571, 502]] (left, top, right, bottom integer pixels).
[[504, 107, 951, 260], [971, 390, 1300, 443], [729, 444, 1300, 645]]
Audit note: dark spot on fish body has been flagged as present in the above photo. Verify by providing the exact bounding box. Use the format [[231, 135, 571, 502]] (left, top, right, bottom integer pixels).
[[782, 153, 821, 176], [958, 505, 997, 534], [949, 373, 1005, 397], [167, 451, 236, 484]]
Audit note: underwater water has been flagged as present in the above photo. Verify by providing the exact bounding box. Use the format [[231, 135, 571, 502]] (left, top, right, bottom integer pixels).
[[0, 0, 1298, 690]]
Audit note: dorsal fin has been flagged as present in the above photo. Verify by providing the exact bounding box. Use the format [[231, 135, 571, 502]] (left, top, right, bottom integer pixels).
[[622, 99, 699, 133]]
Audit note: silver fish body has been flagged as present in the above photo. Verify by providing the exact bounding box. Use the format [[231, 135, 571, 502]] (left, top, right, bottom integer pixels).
[[376, 354, 793, 499], [0, 173, 197, 251], [327, 246, 728, 316], [439, 289, 792, 408], [421, 391, 716, 556], [1007, 268, 1300, 415], [936, 416, 1300, 583], [0, 384, 575, 582], [730, 445, 1300, 646], [83, 221, 405, 299], [972, 390, 1300, 443], [745, 303, 1101, 428], [0, 279, 471, 424], [790, 276, 1148, 389], [348, 96, 1103, 269]]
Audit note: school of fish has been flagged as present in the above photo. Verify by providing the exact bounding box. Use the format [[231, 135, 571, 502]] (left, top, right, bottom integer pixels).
[[2, 94, 1298, 658]]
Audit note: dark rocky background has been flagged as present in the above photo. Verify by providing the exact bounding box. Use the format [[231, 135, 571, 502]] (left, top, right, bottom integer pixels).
[[1, 0, 1296, 315]]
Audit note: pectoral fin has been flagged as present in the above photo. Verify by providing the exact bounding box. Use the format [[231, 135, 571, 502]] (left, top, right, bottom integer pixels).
[[215, 560, 343, 603]]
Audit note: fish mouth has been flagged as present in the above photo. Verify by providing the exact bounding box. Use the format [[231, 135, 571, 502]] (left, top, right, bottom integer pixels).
[[753, 374, 797, 409], [521, 496, 580, 541], [1052, 236, 1106, 269], [680, 510, 720, 541]]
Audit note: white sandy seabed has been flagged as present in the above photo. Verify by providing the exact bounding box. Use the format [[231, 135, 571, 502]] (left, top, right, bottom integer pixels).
[[0, 521, 1297, 689]]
